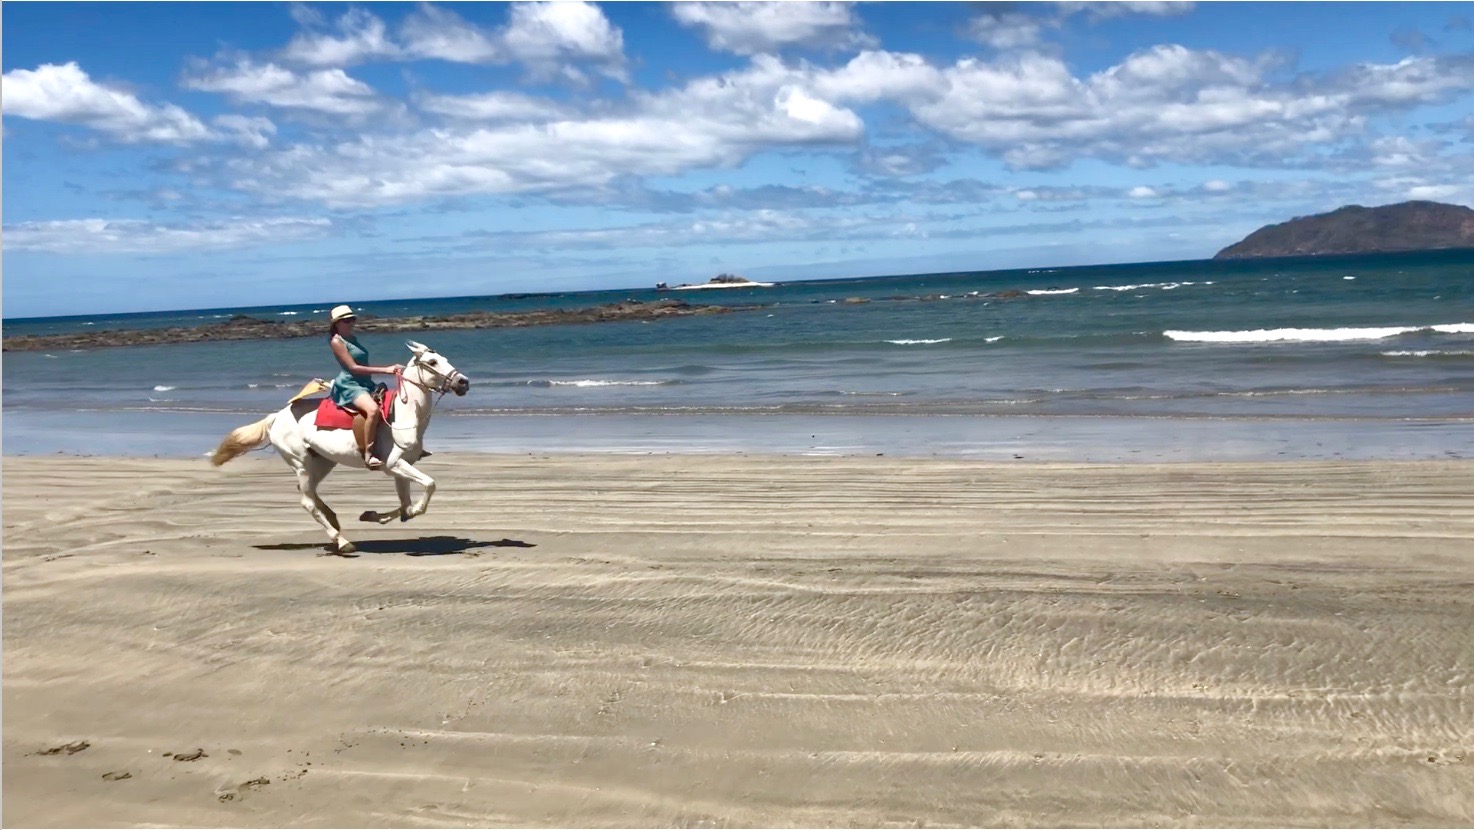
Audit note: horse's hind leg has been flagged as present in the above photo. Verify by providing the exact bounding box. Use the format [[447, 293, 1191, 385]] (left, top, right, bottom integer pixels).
[[296, 455, 354, 554]]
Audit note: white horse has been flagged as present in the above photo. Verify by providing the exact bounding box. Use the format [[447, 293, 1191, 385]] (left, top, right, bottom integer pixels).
[[211, 340, 470, 554]]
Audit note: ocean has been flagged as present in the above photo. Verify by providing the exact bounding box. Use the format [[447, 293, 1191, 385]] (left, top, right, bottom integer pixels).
[[5, 249, 1473, 461]]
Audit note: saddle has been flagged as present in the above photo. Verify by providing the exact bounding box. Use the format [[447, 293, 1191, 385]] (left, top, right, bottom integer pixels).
[[313, 383, 395, 431]]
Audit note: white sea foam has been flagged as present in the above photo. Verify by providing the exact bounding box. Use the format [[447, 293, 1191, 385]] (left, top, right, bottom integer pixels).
[[985, 336, 1004, 343], [885, 338, 952, 345], [1094, 281, 1207, 292], [1026, 288, 1079, 295], [1165, 323, 1474, 343], [1165, 326, 1414, 343], [152, 385, 177, 392], [546, 380, 665, 387], [278, 311, 299, 316], [1382, 350, 1474, 357], [1344, 276, 1356, 280]]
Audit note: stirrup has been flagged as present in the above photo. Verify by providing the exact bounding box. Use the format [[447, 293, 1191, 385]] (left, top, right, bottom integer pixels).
[[364, 454, 383, 470]]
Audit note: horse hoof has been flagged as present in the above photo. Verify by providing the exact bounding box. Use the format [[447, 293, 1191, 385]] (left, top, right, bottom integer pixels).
[[337, 541, 357, 554], [359, 510, 378, 523], [399, 514, 412, 523]]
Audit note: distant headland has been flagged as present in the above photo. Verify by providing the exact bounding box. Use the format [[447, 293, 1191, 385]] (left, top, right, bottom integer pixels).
[[1214, 200, 1474, 259]]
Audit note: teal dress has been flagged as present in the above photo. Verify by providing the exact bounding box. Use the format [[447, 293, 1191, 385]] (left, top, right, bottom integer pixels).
[[330, 335, 377, 407]]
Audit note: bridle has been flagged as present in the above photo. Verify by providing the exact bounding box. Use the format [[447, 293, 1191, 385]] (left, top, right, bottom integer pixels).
[[394, 353, 465, 407], [395, 352, 462, 400]]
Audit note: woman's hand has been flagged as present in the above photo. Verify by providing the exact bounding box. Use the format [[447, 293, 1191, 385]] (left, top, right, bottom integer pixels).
[[386, 363, 405, 375]]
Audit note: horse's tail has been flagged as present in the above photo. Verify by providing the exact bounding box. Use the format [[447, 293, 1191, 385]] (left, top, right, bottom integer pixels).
[[211, 411, 277, 466]]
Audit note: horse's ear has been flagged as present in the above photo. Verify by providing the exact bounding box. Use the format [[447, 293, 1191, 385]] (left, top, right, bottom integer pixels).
[[405, 340, 429, 356]]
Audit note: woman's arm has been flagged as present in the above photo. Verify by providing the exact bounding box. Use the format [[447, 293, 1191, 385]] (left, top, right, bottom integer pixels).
[[330, 336, 401, 377]]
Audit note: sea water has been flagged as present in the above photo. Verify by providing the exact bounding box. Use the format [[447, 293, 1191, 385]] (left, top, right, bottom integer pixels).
[[5, 249, 1472, 461]]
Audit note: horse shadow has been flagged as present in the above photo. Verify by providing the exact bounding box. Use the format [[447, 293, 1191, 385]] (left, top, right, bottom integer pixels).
[[254, 536, 534, 557]]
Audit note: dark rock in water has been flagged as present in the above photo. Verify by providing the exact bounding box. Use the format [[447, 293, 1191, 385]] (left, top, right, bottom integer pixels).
[[3, 299, 765, 353], [1215, 200, 1474, 259]]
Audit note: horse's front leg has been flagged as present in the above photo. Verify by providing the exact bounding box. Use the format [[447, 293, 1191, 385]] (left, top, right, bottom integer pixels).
[[387, 458, 435, 520], [359, 478, 413, 525]]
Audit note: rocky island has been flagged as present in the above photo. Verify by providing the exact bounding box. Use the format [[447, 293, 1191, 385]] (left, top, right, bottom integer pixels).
[[1215, 200, 1474, 259], [658, 273, 776, 290], [2, 299, 761, 353]]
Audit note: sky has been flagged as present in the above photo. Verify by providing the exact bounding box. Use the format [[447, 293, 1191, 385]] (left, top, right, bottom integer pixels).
[[4, 1, 1474, 317]]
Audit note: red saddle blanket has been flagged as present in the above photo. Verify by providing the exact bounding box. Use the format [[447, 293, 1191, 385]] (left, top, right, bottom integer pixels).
[[314, 387, 395, 430]]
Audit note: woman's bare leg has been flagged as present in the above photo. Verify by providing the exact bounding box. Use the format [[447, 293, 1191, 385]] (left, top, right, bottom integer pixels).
[[352, 392, 381, 469]]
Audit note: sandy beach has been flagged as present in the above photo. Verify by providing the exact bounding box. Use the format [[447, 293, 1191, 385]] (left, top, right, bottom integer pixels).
[[4, 453, 1473, 827]]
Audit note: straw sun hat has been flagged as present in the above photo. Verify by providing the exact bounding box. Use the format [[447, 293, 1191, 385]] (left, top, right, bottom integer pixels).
[[329, 305, 357, 323]]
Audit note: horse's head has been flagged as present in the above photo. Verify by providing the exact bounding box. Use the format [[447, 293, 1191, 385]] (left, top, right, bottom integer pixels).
[[404, 340, 470, 396]]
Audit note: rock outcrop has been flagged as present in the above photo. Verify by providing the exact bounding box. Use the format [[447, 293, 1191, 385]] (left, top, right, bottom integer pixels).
[[3, 299, 759, 353]]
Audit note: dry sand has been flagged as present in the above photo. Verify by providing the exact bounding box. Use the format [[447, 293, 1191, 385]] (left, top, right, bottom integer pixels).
[[4, 454, 1473, 828]]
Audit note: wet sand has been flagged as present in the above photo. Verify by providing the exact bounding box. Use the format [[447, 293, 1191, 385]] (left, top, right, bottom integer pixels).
[[4, 454, 1473, 827]]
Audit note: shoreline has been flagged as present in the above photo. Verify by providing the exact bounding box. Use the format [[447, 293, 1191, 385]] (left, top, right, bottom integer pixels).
[[5, 453, 1473, 827], [5, 408, 1470, 463]]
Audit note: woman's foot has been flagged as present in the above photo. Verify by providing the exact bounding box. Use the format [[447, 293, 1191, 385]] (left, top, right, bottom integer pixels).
[[365, 455, 383, 470]]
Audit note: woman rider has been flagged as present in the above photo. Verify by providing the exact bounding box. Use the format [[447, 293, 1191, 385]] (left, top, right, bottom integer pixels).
[[327, 305, 401, 469]]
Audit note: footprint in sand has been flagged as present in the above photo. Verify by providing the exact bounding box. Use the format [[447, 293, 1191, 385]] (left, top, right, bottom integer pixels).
[[36, 740, 90, 756], [102, 771, 132, 781], [218, 776, 270, 802], [167, 748, 208, 762]]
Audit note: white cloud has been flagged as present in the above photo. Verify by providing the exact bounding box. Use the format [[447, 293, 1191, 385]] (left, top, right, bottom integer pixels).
[[415, 91, 570, 122], [213, 114, 277, 148], [400, 4, 501, 63], [228, 56, 864, 207], [288, 3, 326, 28], [965, 3, 1193, 54], [1404, 184, 1463, 200], [672, 1, 867, 55], [966, 12, 1047, 51], [281, 7, 400, 66], [205, 43, 1474, 208], [1336, 55, 1474, 108], [1, 62, 213, 143], [1202, 179, 1233, 192], [4, 217, 333, 254], [812, 50, 942, 102], [1127, 185, 1159, 198], [277, 3, 627, 77], [895, 46, 1474, 170], [503, 0, 626, 78], [183, 59, 383, 115], [1058, 2, 1195, 20]]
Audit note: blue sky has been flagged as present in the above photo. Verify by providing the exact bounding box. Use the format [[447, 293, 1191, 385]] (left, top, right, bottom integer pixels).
[[4, 1, 1473, 316]]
